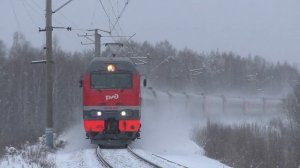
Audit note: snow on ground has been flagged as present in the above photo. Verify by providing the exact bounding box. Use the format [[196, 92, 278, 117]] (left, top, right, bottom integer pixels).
[[131, 91, 232, 168], [0, 122, 231, 168], [132, 138, 230, 168], [101, 149, 154, 168], [4, 90, 284, 168], [52, 121, 230, 168], [50, 90, 233, 168], [55, 149, 99, 168], [53, 124, 100, 168], [133, 144, 230, 168]]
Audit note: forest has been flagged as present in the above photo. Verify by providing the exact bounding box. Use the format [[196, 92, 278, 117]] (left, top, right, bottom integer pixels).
[[0, 32, 300, 166]]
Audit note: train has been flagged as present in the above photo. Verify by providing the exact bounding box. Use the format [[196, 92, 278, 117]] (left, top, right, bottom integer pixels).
[[80, 57, 146, 147]]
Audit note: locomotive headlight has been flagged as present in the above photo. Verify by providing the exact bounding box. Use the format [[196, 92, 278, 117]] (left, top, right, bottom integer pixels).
[[107, 64, 116, 72], [97, 111, 102, 116], [121, 111, 127, 117]]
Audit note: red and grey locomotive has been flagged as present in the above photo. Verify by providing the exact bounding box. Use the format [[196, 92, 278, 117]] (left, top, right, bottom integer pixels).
[[81, 57, 144, 147]]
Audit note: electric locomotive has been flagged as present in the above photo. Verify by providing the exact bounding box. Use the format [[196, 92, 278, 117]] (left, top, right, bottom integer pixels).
[[81, 57, 144, 147]]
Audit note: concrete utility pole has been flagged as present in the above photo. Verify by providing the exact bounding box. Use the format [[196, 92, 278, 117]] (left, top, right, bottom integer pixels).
[[78, 30, 101, 57], [79, 29, 113, 57], [45, 0, 54, 148], [95, 29, 101, 57], [32, 0, 73, 148]]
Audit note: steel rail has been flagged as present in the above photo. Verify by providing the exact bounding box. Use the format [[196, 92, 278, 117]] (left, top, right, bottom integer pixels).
[[152, 154, 189, 168], [96, 147, 114, 168], [127, 146, 163, 168]]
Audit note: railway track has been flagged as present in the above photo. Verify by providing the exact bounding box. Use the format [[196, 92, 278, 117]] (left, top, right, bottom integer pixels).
[[152, 154, 188, 168], [127, 146, 162, 168], [96, 147, 113, 168], [96, 146, 163, 168]]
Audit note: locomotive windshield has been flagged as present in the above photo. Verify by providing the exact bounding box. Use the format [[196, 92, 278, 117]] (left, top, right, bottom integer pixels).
[[90, 73, 132, 89]]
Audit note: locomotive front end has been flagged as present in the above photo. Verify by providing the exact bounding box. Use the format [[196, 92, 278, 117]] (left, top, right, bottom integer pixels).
[[81, 57, 141, 147]]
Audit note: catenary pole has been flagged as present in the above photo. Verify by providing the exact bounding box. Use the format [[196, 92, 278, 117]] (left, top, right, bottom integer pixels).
[[32, 0, 73, 147], [45, 0, 54, 148], [95, 29, 101, 57]]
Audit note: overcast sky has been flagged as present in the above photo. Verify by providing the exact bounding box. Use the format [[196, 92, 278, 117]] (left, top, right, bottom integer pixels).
[[1, 0, 300, 64]]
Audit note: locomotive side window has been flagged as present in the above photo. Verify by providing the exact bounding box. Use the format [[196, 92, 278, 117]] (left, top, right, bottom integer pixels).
[[90, 73, 132, 89]]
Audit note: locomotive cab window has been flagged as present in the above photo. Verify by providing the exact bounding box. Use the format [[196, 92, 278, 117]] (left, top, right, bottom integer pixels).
[[90, 72, 133, 89]]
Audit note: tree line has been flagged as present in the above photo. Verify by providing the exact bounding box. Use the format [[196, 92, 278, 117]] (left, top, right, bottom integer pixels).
[[0, 33, 92, 154], [194, 83, 300, 168], [116, 40, 299, 95]]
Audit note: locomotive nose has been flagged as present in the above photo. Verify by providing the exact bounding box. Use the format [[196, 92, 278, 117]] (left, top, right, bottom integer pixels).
[[82, 57, 142, 147]]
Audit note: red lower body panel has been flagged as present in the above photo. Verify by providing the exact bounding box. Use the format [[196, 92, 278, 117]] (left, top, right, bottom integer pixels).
[[119, 120, 140, 132], [84, 120, 140, 133], [84, 120, 105, 132]]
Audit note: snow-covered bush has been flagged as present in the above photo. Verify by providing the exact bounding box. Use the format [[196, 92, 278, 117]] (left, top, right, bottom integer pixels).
[[0, 140, 56, 168], [193, 120, 300, 168], [22, 142, 55, 168]]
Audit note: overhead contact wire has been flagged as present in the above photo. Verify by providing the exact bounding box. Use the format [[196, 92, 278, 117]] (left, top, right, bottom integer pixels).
[[97, 0, 113, 31], [9, 0, 21, 30], [31, 0, 43, 11], [111, 0, 129, 34], [21, 0, 39, 27], [89, 0, 98, 29], [107, 0, 124, 34]]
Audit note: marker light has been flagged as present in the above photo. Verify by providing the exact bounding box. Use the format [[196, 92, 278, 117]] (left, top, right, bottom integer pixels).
[[97, 111, 102, 116], [107, 64, 116, 72], [121, 111, 127, 116]]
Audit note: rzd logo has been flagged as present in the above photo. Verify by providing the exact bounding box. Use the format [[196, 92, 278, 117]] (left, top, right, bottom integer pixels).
[[105, 94, 119, 101]]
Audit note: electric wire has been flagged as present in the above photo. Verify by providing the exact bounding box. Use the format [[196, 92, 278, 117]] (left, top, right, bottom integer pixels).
[[108, 0, 119, 22], [23, 0, 46, 49], [31, 0, 43, 11], [97, 0, 114, 31], [107, 0, 124, 34], [9, 0, 21, 30], [111, 0, 129, 34], [89, 0, 98, 29], [14, 0, 46, 50], [92, 0, 131, 45], [6, 0, 83, 52], [28, 0, 81, 51], [117, 0, 120, 14], [58, 12, 80, 29], [104, 0, 134, 56], [53, 0, 75, 13], [23, 0, 44, 17], [52, 1, 93, 49], [97, 0, 121, 42], [19, 0, 129, 53], [23, 0, 45, 34], [21, 0, 39, 27]]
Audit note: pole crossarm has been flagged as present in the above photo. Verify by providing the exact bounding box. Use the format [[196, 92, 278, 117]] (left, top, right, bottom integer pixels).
[[31, 60, 47, 64], [88, 28, 111, 34], [77, 33, 93, 37], [80, 42, 94, 45], [78, 34, 94, 43], [52, 26, 72, 31], [132, 58, 147, 65], [104, 43, 124, 47]]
